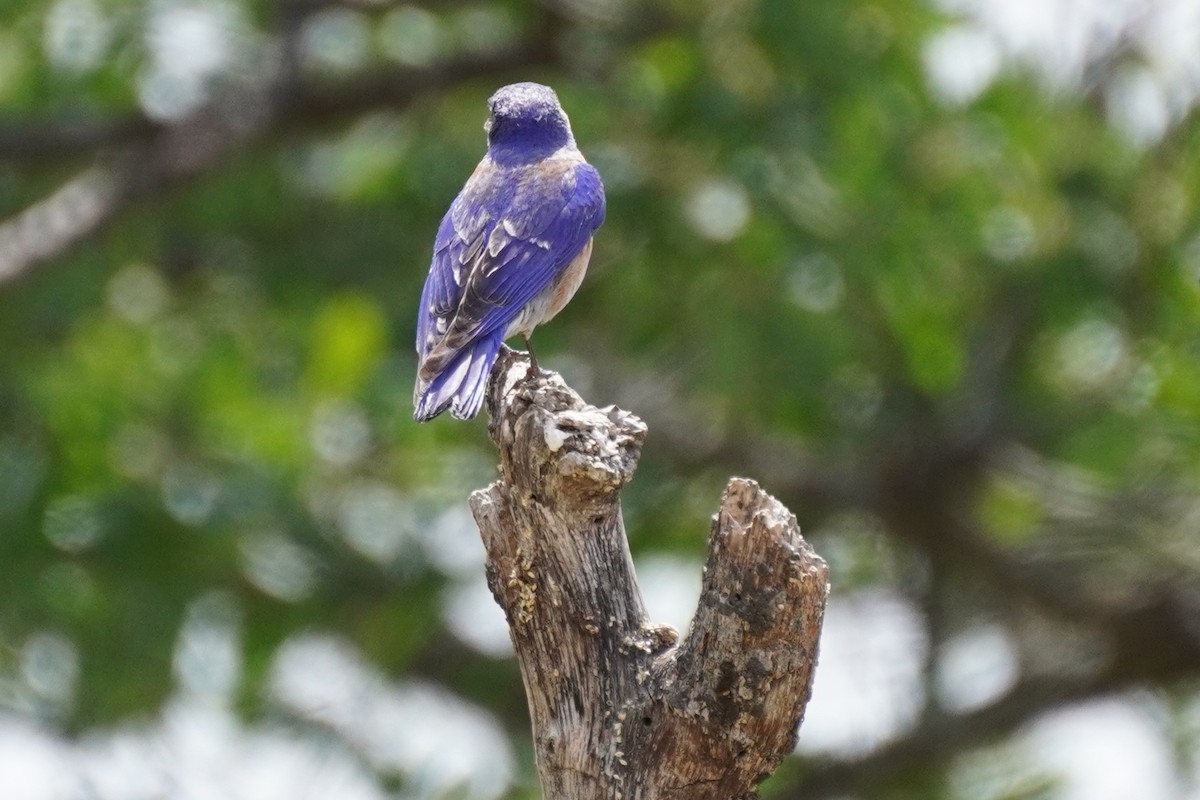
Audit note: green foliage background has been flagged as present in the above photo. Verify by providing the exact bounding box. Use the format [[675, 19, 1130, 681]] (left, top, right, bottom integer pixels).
[[2, 0, 1200, 797]]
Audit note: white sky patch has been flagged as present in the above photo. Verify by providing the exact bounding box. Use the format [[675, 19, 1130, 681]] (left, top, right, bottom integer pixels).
[[1106, 65, 1172, 147], [935, 623, 1019, 712], [102, 701, 389, 800], [138, 0, 245, 120], [929, 0, 1200, 143], [1021, 696, 1179, 800], [1185, 693, 1200, 794], [935, 0, 1140, 88], [797, 589, 927, 756], [148, 1, 236, 78], [924, 25, 1002, 106], [335, 480, 416, 564], [271, 634, 514, 798], [0, 703, 390, 800], [443, 578, 514, 657], [685, 178, 752, 242], [1144, 1, 1200, 116], [419, 505, 486, 578], [173, 593, 241, 702], [634, 554, 704, 636], [0, 719, 76, 799]]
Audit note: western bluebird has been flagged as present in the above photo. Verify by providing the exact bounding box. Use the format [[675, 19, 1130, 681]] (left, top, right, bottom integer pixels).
[[413, 82, 606, 421]]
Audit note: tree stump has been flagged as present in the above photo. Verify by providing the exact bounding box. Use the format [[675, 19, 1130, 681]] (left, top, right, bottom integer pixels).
[[469, 347, 829, 800]]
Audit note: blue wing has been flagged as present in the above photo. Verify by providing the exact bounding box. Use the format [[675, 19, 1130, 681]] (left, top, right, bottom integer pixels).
[[415, 156, 605, 381]]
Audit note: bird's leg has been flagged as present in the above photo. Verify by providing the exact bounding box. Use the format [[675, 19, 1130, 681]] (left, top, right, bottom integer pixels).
[[521, 334, 542, 378]]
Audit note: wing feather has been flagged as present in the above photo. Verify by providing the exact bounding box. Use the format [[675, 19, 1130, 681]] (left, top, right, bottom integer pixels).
[[416, 156, 604, 377]]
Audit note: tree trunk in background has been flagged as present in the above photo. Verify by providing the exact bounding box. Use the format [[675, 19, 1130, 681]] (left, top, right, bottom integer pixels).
[[470, 348, 829, 800]]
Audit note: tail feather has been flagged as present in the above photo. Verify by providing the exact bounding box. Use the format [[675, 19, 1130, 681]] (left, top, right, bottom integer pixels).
[[413, 333, 503, 422]]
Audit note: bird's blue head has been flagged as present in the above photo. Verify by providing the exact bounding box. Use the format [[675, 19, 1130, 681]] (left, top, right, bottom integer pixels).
[[485, 82, 574, 161]]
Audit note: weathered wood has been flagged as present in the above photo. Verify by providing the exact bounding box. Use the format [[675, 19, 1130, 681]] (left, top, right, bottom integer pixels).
[[469, 347, 828, 800]]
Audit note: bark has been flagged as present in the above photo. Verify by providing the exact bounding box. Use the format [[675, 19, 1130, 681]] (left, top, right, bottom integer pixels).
[[469, 347, 829, 800]]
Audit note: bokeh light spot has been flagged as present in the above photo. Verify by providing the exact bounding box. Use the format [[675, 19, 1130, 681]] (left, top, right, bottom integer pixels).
[[43, 495, 105, 554], [378, 6, 442, 67], [935, 624, 1019, 712], [44, 0, 112, 74], [20, 632, 79, 713], [789, 253, 845, 313], [685, 179, 751, 243], [310, 400, 371, 468], [174, 593, 242, 701], [924, 24, 1001, 105], [240, 532, 320, 603], [336, 482, 415, 564], [301, 8, 370, 75], [106, 263, 169, 326], [442, 579, 512, 657], [982, 206, 1036, 263], [162, 463, 222, 526], [1052, 316, 1129, 394]]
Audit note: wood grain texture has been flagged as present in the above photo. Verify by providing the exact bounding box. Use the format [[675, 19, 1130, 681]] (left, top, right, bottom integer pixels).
[[469, 347, 828, 800]]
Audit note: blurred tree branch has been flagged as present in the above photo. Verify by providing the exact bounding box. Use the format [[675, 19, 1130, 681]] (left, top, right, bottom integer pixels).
[[0, 5, 569, 287], [0, 118, 160, 164]]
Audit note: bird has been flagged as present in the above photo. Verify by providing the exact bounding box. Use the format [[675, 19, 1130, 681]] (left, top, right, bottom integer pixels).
[[413, 82, 606, 422]]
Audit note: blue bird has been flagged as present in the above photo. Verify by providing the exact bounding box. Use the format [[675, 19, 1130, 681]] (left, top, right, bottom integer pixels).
[[413, 82, 606, 421]]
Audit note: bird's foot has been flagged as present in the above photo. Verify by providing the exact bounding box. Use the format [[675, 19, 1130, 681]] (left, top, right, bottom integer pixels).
[[521, 335, 543, 380]]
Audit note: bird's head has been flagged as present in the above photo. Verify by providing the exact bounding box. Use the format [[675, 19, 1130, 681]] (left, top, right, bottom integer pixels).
[[485, 82, 574, 159]]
